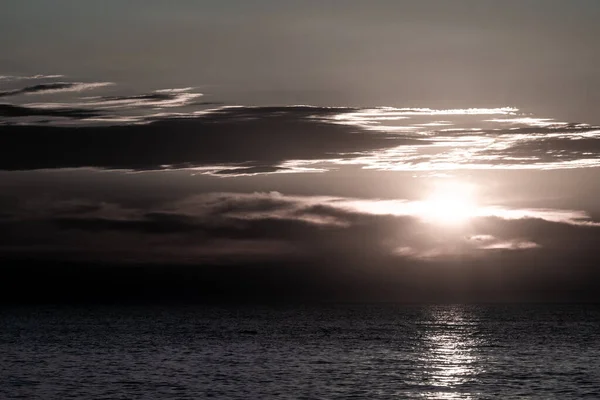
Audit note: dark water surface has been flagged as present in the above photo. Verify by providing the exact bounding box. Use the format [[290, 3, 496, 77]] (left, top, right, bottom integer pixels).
[[1, 305, 599, 399]]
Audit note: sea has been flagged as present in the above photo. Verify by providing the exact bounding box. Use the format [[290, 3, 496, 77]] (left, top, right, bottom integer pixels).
[[1, 304, 599, 399]]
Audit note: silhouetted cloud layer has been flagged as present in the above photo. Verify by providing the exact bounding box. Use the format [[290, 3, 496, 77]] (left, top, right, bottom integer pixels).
[[2, 191, 600, 302], [0, 82, 598, 173], [0, 106, 419, 171], [2, 75, 600, 173], [2, 191, 599, 261], [1, 103, 599, 173]]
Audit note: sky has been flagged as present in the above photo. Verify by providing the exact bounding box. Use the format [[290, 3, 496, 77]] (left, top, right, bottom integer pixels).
[[1, 1, 600, 303]]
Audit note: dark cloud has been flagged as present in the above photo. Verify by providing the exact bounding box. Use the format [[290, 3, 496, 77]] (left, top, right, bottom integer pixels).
[[478, 136, 600, 166], [0, 81, 113, 98], [0, 106, 422, 171], [99, 93, 176, 102], [24, 88, 204, 115], [53, 215, 197, 235], [84, 90, 202, 109], [2, 191, 600, 303], [2, 82, 599, 173], [2, 191, 599, 263], [0, 103, 102, 119], [0, 82, 74, 97], [210, 165, 289, 176], [0, 79, 205, 125]]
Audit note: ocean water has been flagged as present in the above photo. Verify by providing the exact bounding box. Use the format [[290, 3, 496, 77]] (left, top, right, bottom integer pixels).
[[1, 305, 599, 399]]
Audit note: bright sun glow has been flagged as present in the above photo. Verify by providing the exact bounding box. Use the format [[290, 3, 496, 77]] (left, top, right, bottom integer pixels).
[[419, 182, 477, 225]]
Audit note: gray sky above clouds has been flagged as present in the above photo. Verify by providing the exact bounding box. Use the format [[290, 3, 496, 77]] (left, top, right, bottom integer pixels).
[[2, 0, 599, 122]]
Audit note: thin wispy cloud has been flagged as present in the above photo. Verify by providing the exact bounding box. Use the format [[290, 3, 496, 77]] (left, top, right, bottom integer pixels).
[[0, 74, 65, 81], [0, 82, 114, 98], [0, 75, 206, 125]]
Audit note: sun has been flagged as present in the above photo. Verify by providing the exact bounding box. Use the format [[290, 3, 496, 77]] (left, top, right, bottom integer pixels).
[[419, 181, 477, 226]]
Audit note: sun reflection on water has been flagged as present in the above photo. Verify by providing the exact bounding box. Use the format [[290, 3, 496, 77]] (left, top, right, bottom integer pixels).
[[416, 306, 484, 399]]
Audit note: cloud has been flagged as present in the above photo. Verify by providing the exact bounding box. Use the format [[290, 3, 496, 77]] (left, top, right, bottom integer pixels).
[[0, 106, 419, 171], [64, 90, 203, 109], [328, 107, 518, 131], [0, 74, 65, 81], [478, 239, 539, 250], [312, 107, 600, 172], [0, 103, 102, 119], [328, 198, 599, 227], [4, 103, 597, 174], [3, 191, 598, 262], [53, 215, 200, 235], [0, 82, 113, 98], [1, 77, 600, 173], [0, 76, 206, 125], [2, 191, 600, 302], [209, 166, 291, 176], [474, 135, 600, 169]]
